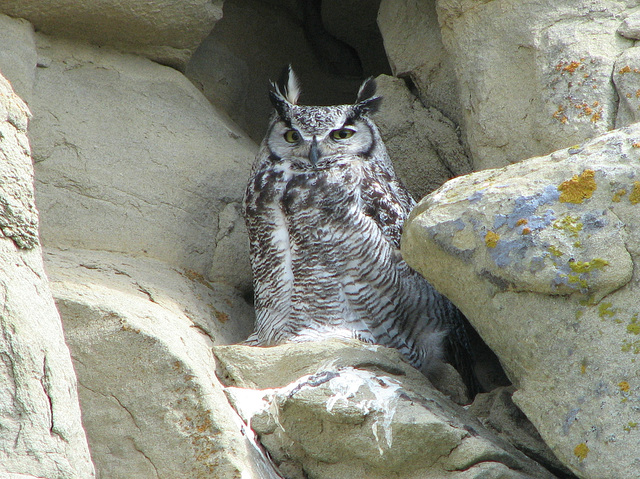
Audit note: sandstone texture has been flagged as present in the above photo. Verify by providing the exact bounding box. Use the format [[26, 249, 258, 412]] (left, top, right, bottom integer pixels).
[[30, 34, 256, 295], [403, 124, 640, 479], [0, 73, 94, 478], [436, 0, 638, 170], [216, 340, 556, 479], [0, 0, 223, 69]]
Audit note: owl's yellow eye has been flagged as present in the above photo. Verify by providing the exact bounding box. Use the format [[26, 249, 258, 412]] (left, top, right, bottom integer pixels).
[[284, 130, 301, 143], [331, 128, 355, 140]]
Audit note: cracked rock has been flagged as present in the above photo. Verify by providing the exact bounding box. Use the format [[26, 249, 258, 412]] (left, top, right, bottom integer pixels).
[[403, 123, 640, 478]]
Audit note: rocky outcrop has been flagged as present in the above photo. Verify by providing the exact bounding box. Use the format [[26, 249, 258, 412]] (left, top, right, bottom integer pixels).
[[403, 124, 640, 478], [30, 33, 256, 295], [216, 340, 556, 479], [0, 73, 94, 478], [0, 0, 222, 69], [436, 0, 638, 170]]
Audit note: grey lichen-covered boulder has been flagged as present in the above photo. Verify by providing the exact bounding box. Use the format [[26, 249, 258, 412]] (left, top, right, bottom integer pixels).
[[0, 73, 95, 479], [402, 123, 640, 478], [0, 0, 222, 69], [215, 340, 557, 479]]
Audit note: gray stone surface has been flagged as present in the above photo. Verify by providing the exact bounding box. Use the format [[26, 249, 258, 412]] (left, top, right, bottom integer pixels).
[[216, 340, 556, 479], [29, 34, 256, 294], [403, 124, 640, 478], [48, 247, 264, 478], [0, 0, 222, 69], [0, 72, 94, 479], [435, 0, 636, 170]]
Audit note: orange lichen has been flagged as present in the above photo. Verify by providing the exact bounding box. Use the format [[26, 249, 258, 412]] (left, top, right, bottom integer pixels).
[[558, 170, 597, 204], [522, 227, 531, 235], [515, 218, 528, 226], [563, 61, 582, 73], [485, 231, 500, 248], [619, 381, 630, 392], [619, 65, 632, 74], [633, 142, 640, 148]]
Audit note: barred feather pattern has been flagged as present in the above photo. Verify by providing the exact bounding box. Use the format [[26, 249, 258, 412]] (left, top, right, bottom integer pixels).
[[244, 74, 475, 389]]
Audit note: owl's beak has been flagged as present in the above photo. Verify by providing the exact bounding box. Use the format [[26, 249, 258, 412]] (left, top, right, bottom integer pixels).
[[309, 136, 320, 168]]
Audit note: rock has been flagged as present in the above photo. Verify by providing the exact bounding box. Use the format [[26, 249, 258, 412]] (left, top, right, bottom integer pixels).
[[215, 340, 557, 479], [377, 0, 462, 127], [47, 248, 269, 478], [469, 386, 575, 478], [186, 0, 389, 143], [374, 74, 471, 199], [402, 123, 640, 478], [29, 34, 256, 294], [0, 73, 94, 478], [435, 0, 636, 170], [613, 47, 640, 127], [0, 0, 222, 69], [0, 14, 36, 103]]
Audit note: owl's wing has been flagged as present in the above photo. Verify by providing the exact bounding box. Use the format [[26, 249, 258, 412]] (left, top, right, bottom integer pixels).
[[360, 169, 415, 249]]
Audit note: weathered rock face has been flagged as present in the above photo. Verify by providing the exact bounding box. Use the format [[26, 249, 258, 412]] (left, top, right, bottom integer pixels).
[[216, 340, 557, 479], [45, 248, 265, 478], [436, 0, 637, 170], [403, 124, 640, 479], [186, 0, 390, 144], [0, 73, 94, 478], [29, 34, 256, 295], [377, 0, 462, 128], [374, 74, 471, 199], [0, 0, 222, 69]]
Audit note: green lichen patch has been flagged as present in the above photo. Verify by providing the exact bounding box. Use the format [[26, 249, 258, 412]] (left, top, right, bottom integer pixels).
[[568, 274, 588, 289], [553, 215, 583, 238], [558, 169, 597, 203], [624, 422, 638, 433], [548, 245, 563, 257], [598, 302, 616, 319], [627, 314, 640, 335], [569, 258, 609, 274], [621, 339, 640, 354]]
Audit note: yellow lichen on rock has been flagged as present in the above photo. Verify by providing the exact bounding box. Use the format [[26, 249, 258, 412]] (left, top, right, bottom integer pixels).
[[485, 231, 500, 248], [558, 170, 597, 203], [629, 181, 640, 205], [574, 443, 589, 461]]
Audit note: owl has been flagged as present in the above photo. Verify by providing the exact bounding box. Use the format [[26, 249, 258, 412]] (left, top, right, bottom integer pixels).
[[243, 66, 478, 395]]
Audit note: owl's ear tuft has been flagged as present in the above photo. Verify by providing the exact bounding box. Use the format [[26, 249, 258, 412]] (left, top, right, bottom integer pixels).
[[353, 77, 381, 116], [270, 65, 302, 121], [274, 65, 301, 105]]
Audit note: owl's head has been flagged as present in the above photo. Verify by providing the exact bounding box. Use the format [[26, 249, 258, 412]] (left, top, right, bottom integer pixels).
[[266, 66, 382, 169]]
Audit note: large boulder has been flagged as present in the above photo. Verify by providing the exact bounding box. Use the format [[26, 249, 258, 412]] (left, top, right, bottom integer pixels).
[[46, 248, 265, 478], [434, 0, 637, 170], [403, 123, 640, 478], [0, 73, 94, 478], [0, 0, 222, 69], [29, 34, 256, 294], [215, 340, 557, 479]]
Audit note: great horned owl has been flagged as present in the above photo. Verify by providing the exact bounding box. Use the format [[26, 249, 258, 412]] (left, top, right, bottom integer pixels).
[[244, 67, 477, 394]]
